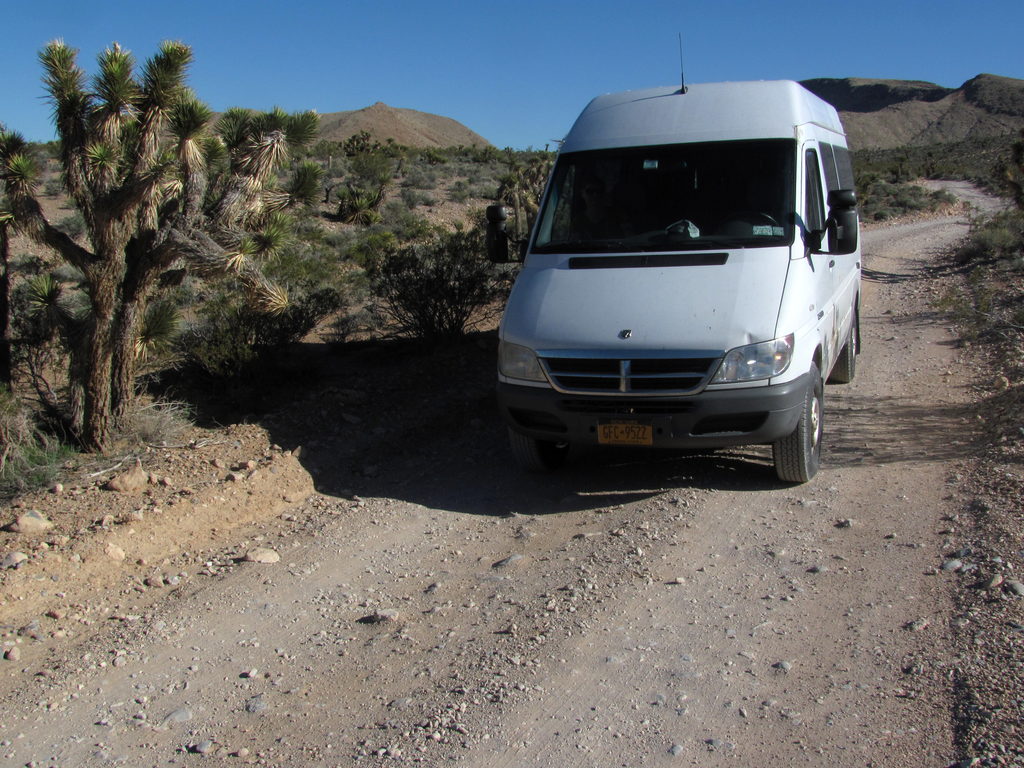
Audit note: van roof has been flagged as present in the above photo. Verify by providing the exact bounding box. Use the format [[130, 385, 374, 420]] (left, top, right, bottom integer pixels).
[[560, 80, 845, 152]]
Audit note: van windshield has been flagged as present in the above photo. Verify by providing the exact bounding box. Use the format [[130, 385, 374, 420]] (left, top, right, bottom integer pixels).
[[533, 139, 796, 253]]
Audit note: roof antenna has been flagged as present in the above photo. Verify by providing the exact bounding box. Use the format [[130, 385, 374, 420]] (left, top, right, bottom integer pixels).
[[677, 33, 688, 94]]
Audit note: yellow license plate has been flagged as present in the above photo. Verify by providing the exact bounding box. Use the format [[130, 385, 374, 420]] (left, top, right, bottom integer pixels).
[[598, 421, 653, 446]]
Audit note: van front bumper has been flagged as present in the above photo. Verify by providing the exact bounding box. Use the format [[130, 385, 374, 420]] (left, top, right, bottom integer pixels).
[[497, 375, 809, 449]]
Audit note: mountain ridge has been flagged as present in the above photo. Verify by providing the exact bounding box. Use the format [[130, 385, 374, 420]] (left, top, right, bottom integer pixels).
[[316, 101, 490, 148], [800, 73, 1024, 149], [309, 74, 1024, 151]]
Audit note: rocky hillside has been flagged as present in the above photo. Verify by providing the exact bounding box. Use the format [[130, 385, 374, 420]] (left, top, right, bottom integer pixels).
[[317, 101, 490, 148], [801, 74, 1024, 149]]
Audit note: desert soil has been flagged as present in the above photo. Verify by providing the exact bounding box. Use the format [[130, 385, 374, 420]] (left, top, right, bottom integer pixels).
[[1, 184, 1020, 767]]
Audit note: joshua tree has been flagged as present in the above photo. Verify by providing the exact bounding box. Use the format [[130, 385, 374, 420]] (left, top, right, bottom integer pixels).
[[0, 40, 322, 449], [0, 121, 10, 385], [0, 208, 11, 386], [495, 152, 553, 242]]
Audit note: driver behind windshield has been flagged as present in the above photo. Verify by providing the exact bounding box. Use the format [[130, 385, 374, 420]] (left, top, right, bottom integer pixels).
[[573, 178, 626, 240]]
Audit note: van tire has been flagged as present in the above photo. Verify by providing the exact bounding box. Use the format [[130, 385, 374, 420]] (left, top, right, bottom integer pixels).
[[773, 365, 823, 483], [508, 429, 569, 472], [828, 315, 859, 384]]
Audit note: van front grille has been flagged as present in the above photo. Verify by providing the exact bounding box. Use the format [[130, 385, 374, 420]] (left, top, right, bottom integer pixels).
[[541, 356, 717, 395]]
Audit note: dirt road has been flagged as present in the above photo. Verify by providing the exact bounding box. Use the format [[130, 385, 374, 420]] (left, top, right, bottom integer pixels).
[[0, 191, 999, 767]]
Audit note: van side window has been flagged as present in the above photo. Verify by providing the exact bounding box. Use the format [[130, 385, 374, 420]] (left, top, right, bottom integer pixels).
[[819, 143, 855, 192], [833, 146, 855, 190], [804, 149, 825, 233]]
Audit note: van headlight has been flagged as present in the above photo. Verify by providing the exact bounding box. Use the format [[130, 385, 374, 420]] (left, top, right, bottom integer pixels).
[[711, 334, 794, 383], [499, 342, 547, 382]]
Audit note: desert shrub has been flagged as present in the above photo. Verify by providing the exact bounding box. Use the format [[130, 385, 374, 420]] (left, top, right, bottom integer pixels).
[[472, 183, 500, 200], [400, 187, 433, 209], [56, 211, 85, 238], [347, 231, 399, 271], [0, 385, 70, 497], [376, 203, 433, 243], [179, 236, 352, 380], [417, 148, 448, 166], [448, 180, 471, 203], [857, 178, 956, 220], [956, 209, 1024, 268], [331, 150, 395, 225], [939, 209, 1024, 349], [292, 215, 328, 244], [853, 134, 1015, 193], [324, 229, 357, 251], [401, 166, 439, 190], [369, 225, 505, 341], [342, 131, 402, 158], [349, 151, 395, 189], [180, 286, 343, 380], [327, 306, 382, 343], [120, 399, 193, 447]]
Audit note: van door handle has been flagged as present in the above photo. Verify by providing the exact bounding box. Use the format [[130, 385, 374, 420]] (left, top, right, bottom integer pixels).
[[828, 259, 836, 268]]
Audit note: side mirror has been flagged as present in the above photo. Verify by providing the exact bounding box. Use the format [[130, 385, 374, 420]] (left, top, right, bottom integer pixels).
[[485, 204, 511, 263], [826, 189, 859, 255]]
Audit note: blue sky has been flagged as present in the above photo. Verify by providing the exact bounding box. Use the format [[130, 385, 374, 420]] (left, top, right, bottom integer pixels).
[[2, 0, 1022, 149]]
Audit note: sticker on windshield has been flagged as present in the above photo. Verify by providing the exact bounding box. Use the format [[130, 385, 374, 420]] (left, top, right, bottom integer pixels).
[[752, 225, 784, 237], [643, 159, 659, 170]]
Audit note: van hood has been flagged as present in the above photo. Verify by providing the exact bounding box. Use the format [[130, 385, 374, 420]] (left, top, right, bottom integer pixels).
[[502, 249, 790, 355]]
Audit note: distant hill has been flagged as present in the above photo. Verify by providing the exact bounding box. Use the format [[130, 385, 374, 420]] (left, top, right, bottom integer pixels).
[[801, 74, 1024, 150], [317, 102, 490, 148]]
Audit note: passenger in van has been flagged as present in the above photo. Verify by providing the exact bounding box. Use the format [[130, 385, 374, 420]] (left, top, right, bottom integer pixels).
[[574, 178, 625, 240]]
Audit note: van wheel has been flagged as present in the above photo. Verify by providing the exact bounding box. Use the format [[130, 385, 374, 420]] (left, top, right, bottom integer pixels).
[[828, 317, 858, 384], [773, 365, 823, 483], [508, 428, 569, 472]]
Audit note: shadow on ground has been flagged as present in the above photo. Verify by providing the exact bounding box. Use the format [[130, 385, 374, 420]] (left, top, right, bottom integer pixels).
[[826, 392, 977, 468], [159, 316, 981, 518], [160, 331, 795, 517]]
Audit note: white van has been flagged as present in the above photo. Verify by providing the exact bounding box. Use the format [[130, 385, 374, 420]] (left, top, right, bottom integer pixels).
[[486, 81, 861, 483]]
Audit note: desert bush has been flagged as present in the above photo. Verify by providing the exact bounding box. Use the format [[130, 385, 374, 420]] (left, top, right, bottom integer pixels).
[[181, 286, 343, 380], [853, 134, 1015, 193], [416, 148, 448, 166], [0, 385, 70, 496], [327, 306, 382, 343], [472, 183, 500, 200], [939, 209, 1024, 350], [857, 177, 956, 220], [349, 151, 395, 189], [56, 211, 86, 238], [448, 180, 471, 203], [120, 399, 193, 447], [955, 209, 1024, 268], [369, 225, 505, 341], [347, 231, 399, 271], [343, 131, 396, 158], [324, 229, 358, 251], [376, 203, 433, 243], [399, 188, 433, 209], [401, 166, 439, 190], [1003, 129, 1024, 209]]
